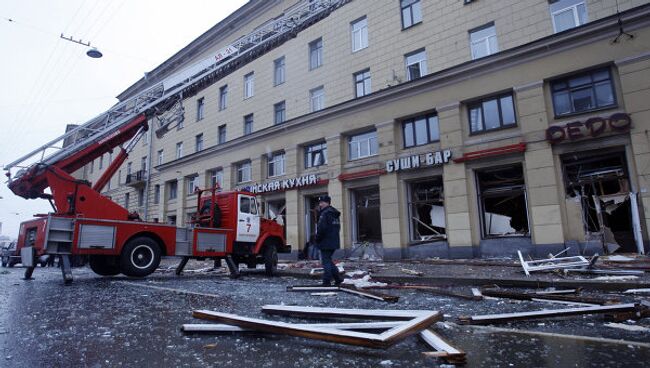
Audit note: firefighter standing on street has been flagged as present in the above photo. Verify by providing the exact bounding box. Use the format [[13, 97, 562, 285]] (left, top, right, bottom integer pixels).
[[314, 195, 343, 286]]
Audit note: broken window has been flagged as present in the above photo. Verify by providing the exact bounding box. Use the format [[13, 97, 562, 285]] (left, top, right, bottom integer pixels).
[[562, 151, 635, 253], [408, 178, 446, 242], [477, 165, 529, 238], [353, 186, 382, 243]]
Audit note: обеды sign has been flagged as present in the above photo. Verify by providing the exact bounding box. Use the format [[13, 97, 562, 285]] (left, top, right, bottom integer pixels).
[[546, 112, 631, 144]]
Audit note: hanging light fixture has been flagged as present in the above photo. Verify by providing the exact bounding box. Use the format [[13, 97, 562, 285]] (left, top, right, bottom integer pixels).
[[86, 47, 103, 58]]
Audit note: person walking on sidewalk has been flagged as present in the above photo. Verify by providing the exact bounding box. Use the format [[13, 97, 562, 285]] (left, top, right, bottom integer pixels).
[[315, 195, 343, 286]]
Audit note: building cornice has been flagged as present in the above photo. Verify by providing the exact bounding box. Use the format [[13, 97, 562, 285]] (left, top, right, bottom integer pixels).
[[156, 4, 650, 171]]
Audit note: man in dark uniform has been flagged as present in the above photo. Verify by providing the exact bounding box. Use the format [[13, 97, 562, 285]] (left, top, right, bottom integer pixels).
[[314, 195, 343, 286]]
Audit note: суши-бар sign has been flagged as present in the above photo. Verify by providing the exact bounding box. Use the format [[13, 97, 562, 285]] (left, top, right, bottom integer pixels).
[[386, 149, 452, 173], [546, 112, 631, 144]]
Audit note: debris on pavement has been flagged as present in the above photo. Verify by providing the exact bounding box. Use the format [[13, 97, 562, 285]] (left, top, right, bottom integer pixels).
[[187, 305, 466, 364], [191, 306, 442, 349], [458, 303, 639, 325], [479, 288, 619, 306], [401, 268, 424, 276], [604, 322, 650, 332], [341, 274, 387, 288], [624, 288, 650, 294], [517, 250, 590, 276], [286, 284, 399, 302]]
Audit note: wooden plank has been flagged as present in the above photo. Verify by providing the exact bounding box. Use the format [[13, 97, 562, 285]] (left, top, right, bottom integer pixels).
[[338, 286, 399, 303], [534, 289, 579, 295], [193, 310, 387, 348], [458, 323, 650, 348], [182, 321, 404, 333], [458, 303, 637, 325], [262, 305, 427, 319], [287, 285, 340, 292], [420, 329, 467, 364], [480, 289, 617, 305], [529, 298, 598, 307], [378, 311, 442, 343], [371, 285, 481, 301]]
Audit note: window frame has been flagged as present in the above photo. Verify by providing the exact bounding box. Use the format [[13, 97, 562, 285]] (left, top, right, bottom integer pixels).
[[310, 86, 325, 112], [354, 69, 371, 98], [469, 22, 498, 60], [154, 184, 160, 204], [267, 151, 286, 178], [400, 0, 422, 30], [168, 180, 178, 200], [402, 113, 440, 148], [348, 130, 378, 161], [175, 142, 183, 159], [274, 101, 286, 125], [351, 16, 369, 52], [157, 149, 164, 166], [476, 165, 529, 239], [550, 67, 617, 118], [244, 114, 254, 135], [305, 141, 328, 169], [273, 56, 286, 86], [186, 175, 199, 195], [210, 168, 224, 188], [138, 188, 145, 207], [405, 49, 427, 81], [196, 97, 205, 121], [467, 92, 518, 135], [244, 72, 255, 99], [309, 38, 323, 70], [195, 133, 204, 152], [406, 178, 446, 243], [551, 0, 588, 33], [236, 161, 252, 184], [219, 85, 228, 110], [218, 124, 227, 144]]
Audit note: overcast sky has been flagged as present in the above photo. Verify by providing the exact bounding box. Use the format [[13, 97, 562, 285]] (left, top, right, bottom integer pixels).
[[0, 0, 248, 238]]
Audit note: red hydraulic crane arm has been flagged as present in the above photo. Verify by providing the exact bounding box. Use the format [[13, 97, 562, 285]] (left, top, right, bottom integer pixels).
[[8, 114, 148, 200]]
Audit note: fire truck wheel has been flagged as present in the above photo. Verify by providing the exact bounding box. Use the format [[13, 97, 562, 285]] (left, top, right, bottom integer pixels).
[[89, 256, 121, 276], [120, 237, 161, 277], [264, 244, 278, 276]]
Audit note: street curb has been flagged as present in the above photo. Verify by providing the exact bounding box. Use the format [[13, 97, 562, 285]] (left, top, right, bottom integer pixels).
[[278, 270, 650, 291]]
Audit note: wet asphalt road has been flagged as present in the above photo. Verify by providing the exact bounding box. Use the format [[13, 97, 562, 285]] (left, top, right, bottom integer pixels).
[[1, 262, 650, 368]]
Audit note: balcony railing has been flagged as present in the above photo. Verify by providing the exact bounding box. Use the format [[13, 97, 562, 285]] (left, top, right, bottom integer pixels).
[[125, 170, 147, 186]]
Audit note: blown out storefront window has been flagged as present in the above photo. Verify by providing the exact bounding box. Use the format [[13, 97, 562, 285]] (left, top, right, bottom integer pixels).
[[477, 165, 529, 238], [408, 178, 446, 242], [352, 187, 382, 243]]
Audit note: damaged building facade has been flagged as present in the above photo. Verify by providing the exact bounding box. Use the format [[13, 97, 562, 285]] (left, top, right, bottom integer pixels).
[[80, 0, 650, 259]]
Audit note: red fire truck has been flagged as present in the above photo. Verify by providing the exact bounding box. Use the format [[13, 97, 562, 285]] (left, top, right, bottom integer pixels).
[[6, 113, 289, 284]]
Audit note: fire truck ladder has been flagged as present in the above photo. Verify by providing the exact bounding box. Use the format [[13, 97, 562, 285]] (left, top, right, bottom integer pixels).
[[3, 0, 351, 183]]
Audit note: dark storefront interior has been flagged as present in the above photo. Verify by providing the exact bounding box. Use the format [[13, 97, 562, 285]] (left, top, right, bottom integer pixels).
[[353, 186, 382, 243], [408, 178, 446, 242], [477, 165, 530, 238], [562, 150, 636, 253]]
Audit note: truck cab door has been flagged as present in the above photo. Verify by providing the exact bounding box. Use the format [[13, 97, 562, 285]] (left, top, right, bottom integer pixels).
[[236, 194, 260, 242]]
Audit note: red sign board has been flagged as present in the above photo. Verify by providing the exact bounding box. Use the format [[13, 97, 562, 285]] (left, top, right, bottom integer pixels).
[[546, 113, 632, 144]]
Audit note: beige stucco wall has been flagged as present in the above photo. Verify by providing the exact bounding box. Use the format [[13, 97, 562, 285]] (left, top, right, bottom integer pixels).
[[74, 1, 650, 255]]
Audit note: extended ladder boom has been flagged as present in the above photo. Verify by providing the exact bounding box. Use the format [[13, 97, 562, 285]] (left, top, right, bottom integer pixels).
[[4, 0, 350, 199]]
